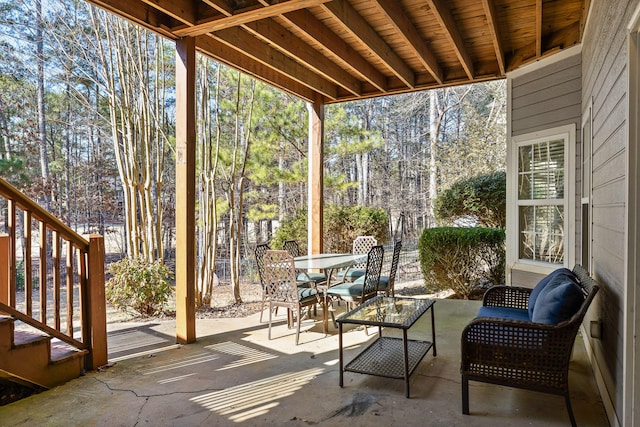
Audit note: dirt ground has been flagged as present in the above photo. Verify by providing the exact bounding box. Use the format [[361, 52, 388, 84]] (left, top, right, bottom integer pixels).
[[114, 278, 444, 322]]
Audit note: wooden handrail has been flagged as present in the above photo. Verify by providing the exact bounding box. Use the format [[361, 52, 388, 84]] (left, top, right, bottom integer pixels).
[[0, 302, 87, 350], [0, 178, 89, 250], [0, 178, 107, 371]]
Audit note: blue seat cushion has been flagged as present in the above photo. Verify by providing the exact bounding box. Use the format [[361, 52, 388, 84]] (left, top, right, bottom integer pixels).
[[298, 288, 319, 304], [377, 276, 390, 291], [326, 282, 364, 299], [528, 268, 574, 318], [336, 269, 365, 282], [531, 276, 584, 324], [477, 306, 531, 322], [297, 272, 327, 283]]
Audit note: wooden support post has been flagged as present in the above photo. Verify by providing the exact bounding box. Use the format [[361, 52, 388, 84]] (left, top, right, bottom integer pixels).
[[86, 234, 107, 370], [308, 99, 324, 255], [175, 37, 197, 344], [0, 235, 9, 306]]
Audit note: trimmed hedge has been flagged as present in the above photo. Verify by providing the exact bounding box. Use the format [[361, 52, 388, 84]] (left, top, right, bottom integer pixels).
[[271, 205, 388, 253], [418, 227, 505, 299], [434, 171, 506, 228]]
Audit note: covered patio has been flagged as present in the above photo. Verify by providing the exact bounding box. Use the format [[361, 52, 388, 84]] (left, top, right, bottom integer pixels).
[[0, 299, 608, 426], [5, 0, 639, 425], [85, 0, 589, 345]]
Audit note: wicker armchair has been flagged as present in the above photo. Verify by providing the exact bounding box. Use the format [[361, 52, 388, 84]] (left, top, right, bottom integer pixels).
[[460, 265, 599, 427]]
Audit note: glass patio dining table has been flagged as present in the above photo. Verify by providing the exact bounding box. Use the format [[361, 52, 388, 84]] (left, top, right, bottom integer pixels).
[[293, 253, 367, 334]]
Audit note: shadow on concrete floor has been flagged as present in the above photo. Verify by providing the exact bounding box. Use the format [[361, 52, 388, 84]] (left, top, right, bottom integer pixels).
[[0, 298, 609, 427]]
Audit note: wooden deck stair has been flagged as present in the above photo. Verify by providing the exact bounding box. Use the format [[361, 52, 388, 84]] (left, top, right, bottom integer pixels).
[[0, 315, 87, 389]]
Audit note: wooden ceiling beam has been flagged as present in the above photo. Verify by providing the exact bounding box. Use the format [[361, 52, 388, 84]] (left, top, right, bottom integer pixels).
[[139, 0, 196, 25], [196, 34, 318, 103], [244, 20, 362, 97], [536, 0, 543, 58], [203, 0, 360, 96], [173, 0, 330, 37], [425, 0, 475, 80], [481, 0, 505, 75], [281, 9, 387, 92], [507, 22, 580, 71], [212, 27, 338, 100], [87, 0, 173, 38], [322, 0, 416, 88], [201, 0, 233, 16], [372, 0, 443, 84]]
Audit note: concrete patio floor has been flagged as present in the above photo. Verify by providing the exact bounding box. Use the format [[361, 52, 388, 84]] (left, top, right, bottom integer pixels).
[[0, 298, 609, 426]]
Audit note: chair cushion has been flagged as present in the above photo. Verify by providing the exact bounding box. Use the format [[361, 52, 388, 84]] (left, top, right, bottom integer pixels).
[[528, 268, 574, 318], [531, 275, 584, 324], [477, 306, 531, 322], [377, 276, 390, 291], [326, 282, 364, 299], [298, 288, 319, 303], [297, 272, 327, 283], [337, 269, 365, 282]]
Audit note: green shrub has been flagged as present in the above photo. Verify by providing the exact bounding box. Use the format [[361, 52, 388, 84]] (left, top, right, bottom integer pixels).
[[105, 257, 172, 317], [434, 171, 506, 228], [418, 227, 505, 299], [324, 205, 388, 253], [270, 210, 307, 250], [272, 205, 388, 253]]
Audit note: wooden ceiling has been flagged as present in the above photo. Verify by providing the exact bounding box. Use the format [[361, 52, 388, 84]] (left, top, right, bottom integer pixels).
[[86, 0, 588, 104]]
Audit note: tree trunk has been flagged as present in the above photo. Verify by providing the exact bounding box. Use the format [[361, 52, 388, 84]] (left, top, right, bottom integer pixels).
[[36, 0, 50, 205], [90, 11, 169, 262], [428, 90, 438, 227]]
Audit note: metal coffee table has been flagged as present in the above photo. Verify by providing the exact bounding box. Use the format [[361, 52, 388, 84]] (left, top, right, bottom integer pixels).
[[337, 296, 436, 398]]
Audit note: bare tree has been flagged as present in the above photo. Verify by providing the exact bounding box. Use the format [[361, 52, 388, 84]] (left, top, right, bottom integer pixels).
[[218, 71, 255, 303], [90, 9, 171, 261], [195, 57, 221, 307], [35, 0, 50, 207]]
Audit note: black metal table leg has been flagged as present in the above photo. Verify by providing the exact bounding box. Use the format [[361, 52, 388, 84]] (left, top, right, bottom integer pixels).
[[431, 304, 437, 356], [339, 322, 344, 388], [403, 329, 410, 397]]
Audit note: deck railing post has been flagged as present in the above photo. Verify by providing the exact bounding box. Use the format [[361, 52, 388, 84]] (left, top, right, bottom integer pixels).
[[86, 234, 107, 370], [0, 234, 8, 305]]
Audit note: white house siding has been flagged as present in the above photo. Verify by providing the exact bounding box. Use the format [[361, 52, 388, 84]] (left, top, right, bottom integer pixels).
[[581, 0, 639, 423], [509, 52, 582, 288]]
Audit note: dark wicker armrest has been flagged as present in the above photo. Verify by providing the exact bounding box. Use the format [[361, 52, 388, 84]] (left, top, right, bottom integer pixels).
[[482, 285, 532, 310]]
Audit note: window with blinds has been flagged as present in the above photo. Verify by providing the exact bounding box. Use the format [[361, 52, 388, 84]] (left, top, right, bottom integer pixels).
[[517, 139, 566, 263]]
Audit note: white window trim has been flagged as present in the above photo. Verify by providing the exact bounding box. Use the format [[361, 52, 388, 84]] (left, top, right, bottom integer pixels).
[[581, 99, 593, 272], [506, 124, 576, 276]]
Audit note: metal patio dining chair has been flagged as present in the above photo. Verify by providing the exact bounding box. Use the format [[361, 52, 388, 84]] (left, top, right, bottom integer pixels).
[[282, 239, 327, 286], [254, 243, 272, 323], [378, 240, 402, 297], [336, 235, 377, 283], [262, 250, 324, 345], [327, 245, 384, 327]]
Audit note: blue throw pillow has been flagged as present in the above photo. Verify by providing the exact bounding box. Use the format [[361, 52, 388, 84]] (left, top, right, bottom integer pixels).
[[528, 268, 574, 319], [531, 275, 584, 324]]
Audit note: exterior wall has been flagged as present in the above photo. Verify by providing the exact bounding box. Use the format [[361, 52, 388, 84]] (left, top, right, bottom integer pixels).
[[507, 49, 582, 285], [511, 53, 583, 137], [581, 1, 640, 424], [508, 1, 640, 424]]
